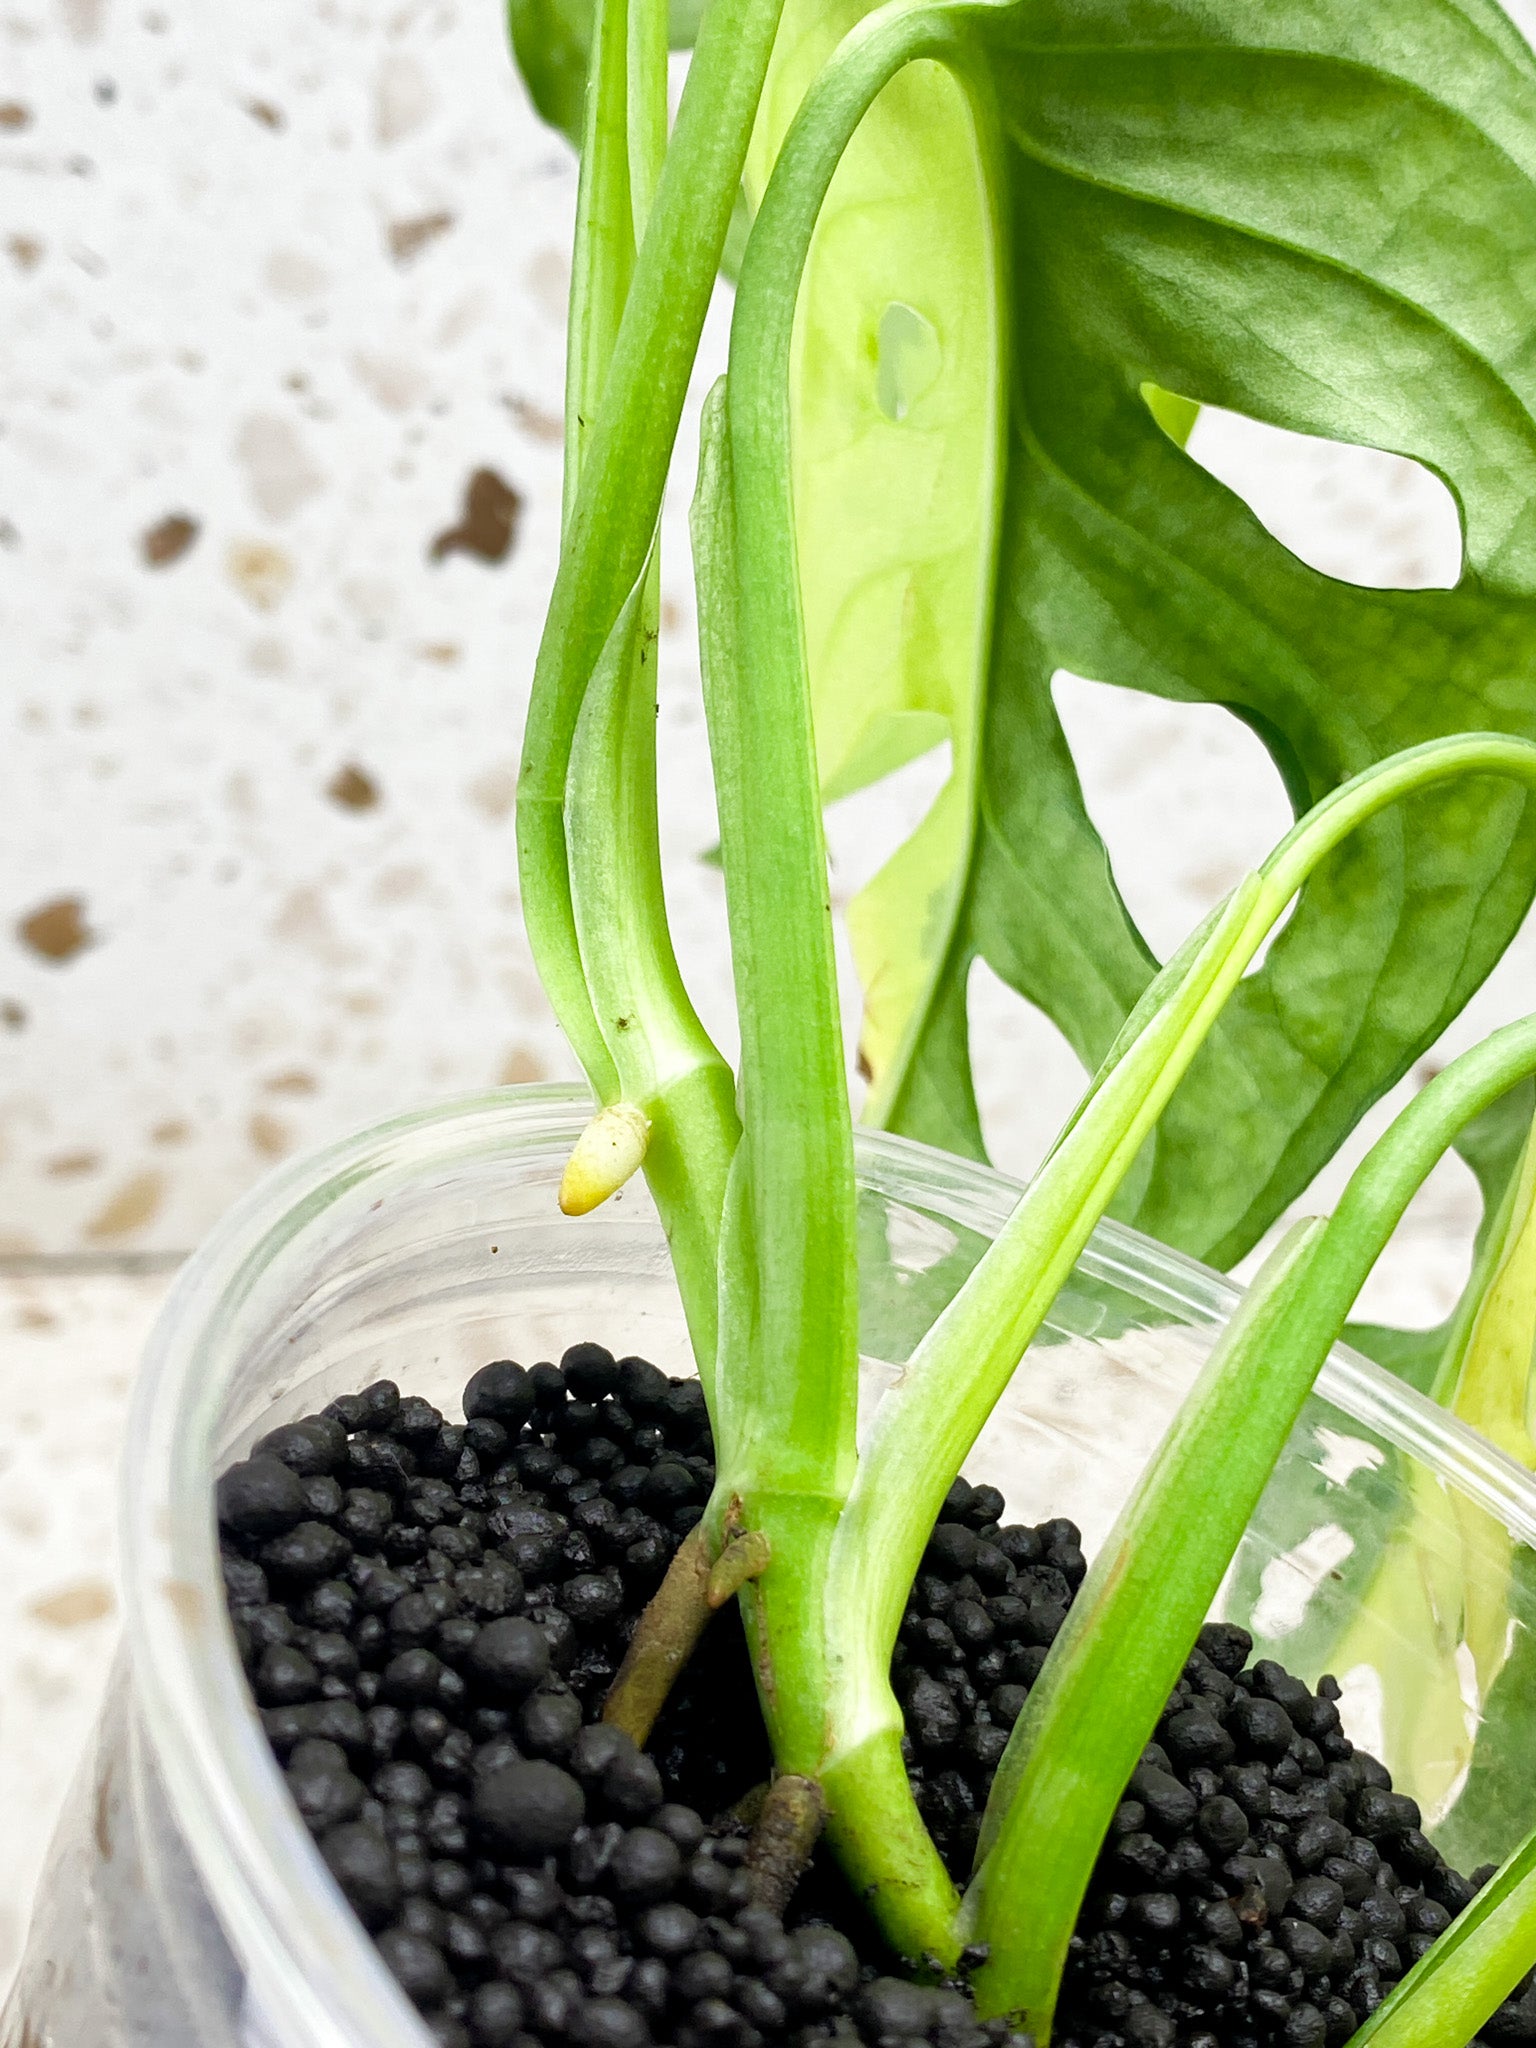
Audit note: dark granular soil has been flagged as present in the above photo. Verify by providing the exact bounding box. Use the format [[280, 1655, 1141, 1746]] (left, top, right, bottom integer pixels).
[[216, 1346, 1534, 2048]]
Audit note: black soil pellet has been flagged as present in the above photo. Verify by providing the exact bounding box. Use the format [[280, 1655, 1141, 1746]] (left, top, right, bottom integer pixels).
[[218, 1349, 1525, 2048]]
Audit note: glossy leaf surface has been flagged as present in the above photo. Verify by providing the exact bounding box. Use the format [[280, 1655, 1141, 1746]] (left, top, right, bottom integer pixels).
[[775, 0, 1536, 1267]]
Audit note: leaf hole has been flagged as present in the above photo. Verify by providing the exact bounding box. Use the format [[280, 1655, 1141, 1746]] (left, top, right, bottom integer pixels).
[[823, 737, 952, 901], [874, 301, 942, 424], [826, 740, 953, 1107], [1164, 398, 1464, 591], [1234, 1081, 1480, 1333], [1052, 672, 1294, 966], [967, 955, 1087, 1183]]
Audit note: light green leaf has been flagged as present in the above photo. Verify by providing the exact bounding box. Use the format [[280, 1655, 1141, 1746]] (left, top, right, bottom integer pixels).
[[770, 0, 1536, 1267], [743, 5, 1005, 1094]]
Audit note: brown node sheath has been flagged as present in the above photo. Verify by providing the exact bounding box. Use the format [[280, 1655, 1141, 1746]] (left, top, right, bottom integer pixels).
[[601, 1523, 714, 1744], [743, 1774, 827, 1917], [601, 1522, 772, 1744]]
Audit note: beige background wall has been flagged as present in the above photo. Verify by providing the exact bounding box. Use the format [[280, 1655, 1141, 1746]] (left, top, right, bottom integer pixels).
[[3, 0, 1535, 1302]]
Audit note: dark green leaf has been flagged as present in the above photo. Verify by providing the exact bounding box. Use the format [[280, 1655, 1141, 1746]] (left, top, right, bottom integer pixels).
[[795, 0, 1536, 1269]]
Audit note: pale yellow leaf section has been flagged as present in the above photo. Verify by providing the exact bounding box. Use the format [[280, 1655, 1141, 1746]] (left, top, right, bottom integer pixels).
[[744, 10, 1004, 1107], [1444, 1113, 1536, 1700], [1334, 1110, 1536, 1821], [1329, 1471, 1482, 1827]]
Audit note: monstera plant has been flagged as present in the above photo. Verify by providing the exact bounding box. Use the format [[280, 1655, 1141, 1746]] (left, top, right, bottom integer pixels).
[[497, 0, 1536, 2040]]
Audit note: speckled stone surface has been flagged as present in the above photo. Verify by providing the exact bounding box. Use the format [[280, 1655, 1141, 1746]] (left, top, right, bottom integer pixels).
[[0, 1266, 173, 2004], [4, 0, 1536, 1265]]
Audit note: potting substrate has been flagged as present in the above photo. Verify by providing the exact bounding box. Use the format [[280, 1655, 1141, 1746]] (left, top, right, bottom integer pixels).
[[215, 1346, 1528, 2048]]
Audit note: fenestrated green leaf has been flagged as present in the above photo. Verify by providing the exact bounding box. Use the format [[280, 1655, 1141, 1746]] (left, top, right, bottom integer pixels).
[[773, 0, 1536, 1269]]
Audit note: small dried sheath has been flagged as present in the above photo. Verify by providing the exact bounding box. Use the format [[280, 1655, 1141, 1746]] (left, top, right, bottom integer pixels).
[[601, 1522, 713, 1744], [708, 1529, 772, 1607], [559, 1102, 651, 1215], [744, 1774, 827, 1916]]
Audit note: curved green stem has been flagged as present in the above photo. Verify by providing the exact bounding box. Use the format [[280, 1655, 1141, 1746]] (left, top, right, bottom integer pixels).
[[566, 563, 739, 1387], [517, 0, 790, 1084], [968, 1003, 1536, 2029], [967, 1005, 1536, 2031], [964, 1218, 1327, 2031], [711, 12, 1004, 1529], [1347, 1822, 1536, 2048], [549, 0, 740, 1378], [693, 378, 860, 1779], [704, 0, 1002, 1939], [820, 733, 1536, 1965]]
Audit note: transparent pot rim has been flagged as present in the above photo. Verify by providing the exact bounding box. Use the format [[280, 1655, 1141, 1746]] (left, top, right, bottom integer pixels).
[[119, 1082, 1536, 2048]]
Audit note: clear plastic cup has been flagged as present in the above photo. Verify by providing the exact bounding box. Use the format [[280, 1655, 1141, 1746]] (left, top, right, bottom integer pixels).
[[8, 1083, 1536, 2046]]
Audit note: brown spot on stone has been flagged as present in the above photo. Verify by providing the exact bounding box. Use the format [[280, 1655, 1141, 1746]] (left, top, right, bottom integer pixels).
[[248, 1111, 291, 1159], [162, 1577, 204, 1629], [270, 884, 359, 966], [45, 1149, 101, 1177], [150, 1118, 190, 1143], [237, 413, 323, 521], [430, 467, 521, 566], [18, 895, 92, 962], [418, 642, 460, 664], [7, 234, 44, 271], [0, 102, 33, 130], [353, 349, 426, 413], [373, 864, 424, 904], [1, 998, 25, 1029], [94, 1759, 113, 1861], [387, 210, 454, 265], [467, 762, 517, 822], [226, 538, 293, 611], [84, 1169, 165, 1240], [141, 512, 198, 567], [263, 1068, 317, 1096], [29, 1577, 114, 1628], [326, 762, 380, 811], [503, 393, 563, 444], [498, 1046, 546, 1085], [58, 0, 106, 40], [245, 98, 284, 129]]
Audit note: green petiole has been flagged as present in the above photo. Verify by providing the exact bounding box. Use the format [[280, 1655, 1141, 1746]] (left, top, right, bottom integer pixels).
[[815, 735, 1536, 1969], [965, 1218, 1330, 2030], [1346, 1824, 1536, 2048], [548, 0, 740, 1379], [564, 561, 739, 1387], [517, 0, 791, 1096], [966, 1001, 1536, 2029]]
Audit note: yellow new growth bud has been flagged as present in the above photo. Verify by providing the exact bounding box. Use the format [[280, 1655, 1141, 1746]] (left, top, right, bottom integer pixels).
[[558, 1102, 652, 1215]]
